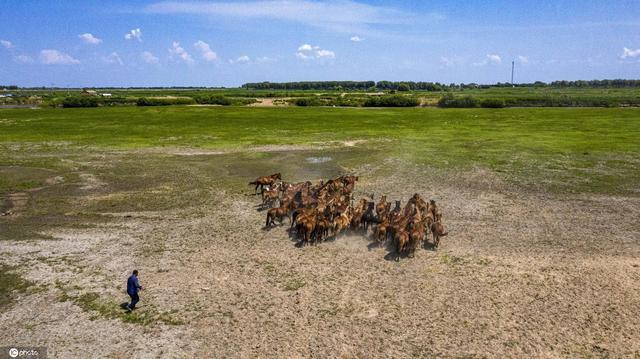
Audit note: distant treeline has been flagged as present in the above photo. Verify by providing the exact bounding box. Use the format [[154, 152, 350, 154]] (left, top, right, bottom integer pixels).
[[242, 79, 640, 91], [242, 81, 376, 90]]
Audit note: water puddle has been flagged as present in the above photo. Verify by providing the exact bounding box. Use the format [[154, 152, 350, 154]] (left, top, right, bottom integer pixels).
[[306, 156, 333, 164]]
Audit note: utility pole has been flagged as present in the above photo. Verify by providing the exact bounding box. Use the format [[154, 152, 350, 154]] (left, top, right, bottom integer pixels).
[[511, 60, 515, 87]]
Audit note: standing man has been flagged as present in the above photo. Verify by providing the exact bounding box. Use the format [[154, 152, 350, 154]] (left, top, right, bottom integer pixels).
[[126, 269, 143, 311]]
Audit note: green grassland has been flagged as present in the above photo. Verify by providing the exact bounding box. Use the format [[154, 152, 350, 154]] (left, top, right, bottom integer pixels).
[[1, 106, 639, 195]]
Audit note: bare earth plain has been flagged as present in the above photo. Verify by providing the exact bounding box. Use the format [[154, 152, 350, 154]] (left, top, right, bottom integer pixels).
[[0, 106, 639, 358]]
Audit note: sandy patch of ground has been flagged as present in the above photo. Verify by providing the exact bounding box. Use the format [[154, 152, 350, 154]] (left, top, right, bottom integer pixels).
[[249, 98, 290, 107]]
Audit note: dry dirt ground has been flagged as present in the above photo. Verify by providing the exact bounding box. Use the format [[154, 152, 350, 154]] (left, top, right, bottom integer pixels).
[[1, 149, 639, 358]]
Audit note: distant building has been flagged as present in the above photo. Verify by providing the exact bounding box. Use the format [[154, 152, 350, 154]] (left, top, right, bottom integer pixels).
[[101, 93, 112, 97], [82, 89, 97, 96]]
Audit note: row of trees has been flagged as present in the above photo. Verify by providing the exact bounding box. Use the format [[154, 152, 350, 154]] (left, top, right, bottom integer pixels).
[[243, 79, 640, 91], [242, 81, 376, 90]]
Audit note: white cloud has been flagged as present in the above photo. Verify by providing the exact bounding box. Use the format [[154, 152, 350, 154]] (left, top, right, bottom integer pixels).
[[315, 49, 335, 58], [621, 47, 640, 59], [517, 55, 529, 64], [297, 44, 316, 51], [125, 28, 142, 41], [78, 33, 102, 45], [141, 51, 160, 64], [39, 49, 80, 65], [13, 55, 34, 64], [1, 40, 14, 49], [296, 43, 335, 60], [350, 36, 364, 42], [439, 56, 464, 67], [487, 54, 501, 64], [193, 40, 217, 61], [255, 56, 276, 64], [229, 55, 250, 64], [145, 1, 431, 36], [102, 52, 123, 65], [473, 54, 501, 66], [169, 41, 194, 64], [295, 52, 310, 60]]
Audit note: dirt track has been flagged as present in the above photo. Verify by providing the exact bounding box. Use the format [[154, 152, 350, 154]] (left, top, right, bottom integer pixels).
[[1, 153, 639, 358]]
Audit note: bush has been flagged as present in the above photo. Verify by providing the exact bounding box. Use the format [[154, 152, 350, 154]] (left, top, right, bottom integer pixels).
[[438, 94, 478, 108], [136, 97, 196, 106], [194, 95, 257, 106], [61, 96, 100, 108], [363, 95, 419, 107], [292, 97, 323, 106], [194, 95, 232, 105], [480, 99, 506, 108]]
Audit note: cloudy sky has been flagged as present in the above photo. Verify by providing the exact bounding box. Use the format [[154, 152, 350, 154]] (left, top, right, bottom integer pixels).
[[1, 0, 639, 87]]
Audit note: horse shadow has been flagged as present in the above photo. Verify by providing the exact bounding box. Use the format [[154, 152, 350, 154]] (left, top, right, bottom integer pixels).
[[423, 239, 437, 251]]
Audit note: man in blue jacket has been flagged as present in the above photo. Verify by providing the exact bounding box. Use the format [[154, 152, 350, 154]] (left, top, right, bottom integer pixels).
[[126, 269, 143, 311]]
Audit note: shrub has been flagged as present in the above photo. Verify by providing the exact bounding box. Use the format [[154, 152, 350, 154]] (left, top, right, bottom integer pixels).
[[438, 94, 478, 108], [480, 99, 506, 108], [136, 97, 195, 106], [194, 95, 232, 105], [61, 96, 100, 108], [194, 95, 257, 106], [292, 97, 323, 106], [363, 95, 419, 107]]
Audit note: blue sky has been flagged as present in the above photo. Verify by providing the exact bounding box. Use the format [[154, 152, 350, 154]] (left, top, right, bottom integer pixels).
[[1, 0, 639, 87]]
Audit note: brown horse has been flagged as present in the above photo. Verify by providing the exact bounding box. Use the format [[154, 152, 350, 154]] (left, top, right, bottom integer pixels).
[[265, 199, 294, 227], [430, 218, 448, 248], [375, 195, 388, 220], [314, 215, 331, 243], [332, 208, 352, 237], [249, 172, 281, 194], [298, 216, 317, 246], [394, 228, 411, 261], [374, 217, 390, 247], [261, 183, 280, 208], [409, 219, 426, 257]]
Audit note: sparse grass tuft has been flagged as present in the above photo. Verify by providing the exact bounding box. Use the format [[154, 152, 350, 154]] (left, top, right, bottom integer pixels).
[[283, 278, 306, 291], [440, 253, 467, 266], [0, 264, 34, 309], [74, 292, 183, 325]]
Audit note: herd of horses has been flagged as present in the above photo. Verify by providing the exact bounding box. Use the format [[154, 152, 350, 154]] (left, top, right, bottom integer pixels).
[[250, 172, 448, 260]]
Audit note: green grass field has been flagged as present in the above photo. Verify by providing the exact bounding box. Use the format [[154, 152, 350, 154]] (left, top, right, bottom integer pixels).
[[1, 106, 639, 195]]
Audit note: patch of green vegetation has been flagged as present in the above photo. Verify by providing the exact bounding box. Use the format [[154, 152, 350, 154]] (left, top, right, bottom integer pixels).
[[63, 290, 183, 326], [440, 253, 468, 266], [283, 278, 306, 291], [0, 264, 34, 309]]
